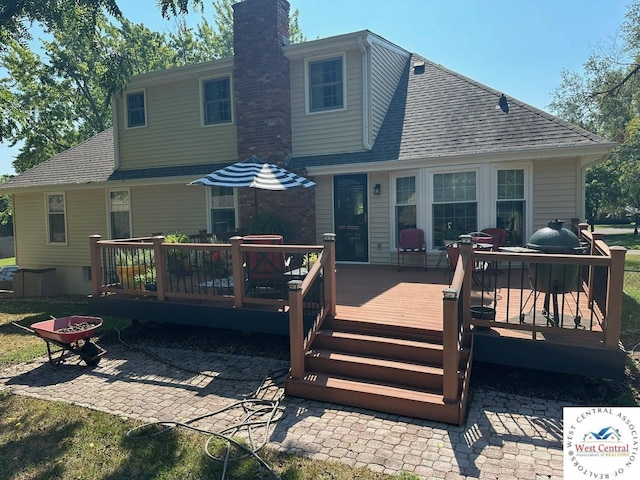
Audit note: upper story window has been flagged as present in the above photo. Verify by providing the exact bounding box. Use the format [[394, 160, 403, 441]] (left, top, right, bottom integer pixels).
[[126, 90, 146, 128], [308, 56, 344, 112], [46, 192, 67, 244], [203, 77, 232, 125]]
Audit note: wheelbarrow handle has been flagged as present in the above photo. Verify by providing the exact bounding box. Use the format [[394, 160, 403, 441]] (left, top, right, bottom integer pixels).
[[11, 321, 36, 334]]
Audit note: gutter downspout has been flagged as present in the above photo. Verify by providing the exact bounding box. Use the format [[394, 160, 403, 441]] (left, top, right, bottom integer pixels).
[[111, 95, 120, 170], [358, 36, 373, 151]]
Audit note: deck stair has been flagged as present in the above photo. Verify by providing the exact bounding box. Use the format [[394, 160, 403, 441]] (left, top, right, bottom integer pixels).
[[285, 316, 473, 424]]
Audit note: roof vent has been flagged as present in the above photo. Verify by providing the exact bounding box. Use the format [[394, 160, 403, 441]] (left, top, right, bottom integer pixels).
[[496, 93, 509, 113], [413, 61, 425, 74]]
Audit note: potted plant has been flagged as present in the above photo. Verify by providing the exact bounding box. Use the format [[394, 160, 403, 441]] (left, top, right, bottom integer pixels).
[[165, 232, 192, 274], [115, 248, 154, 288], [134, 269, 157, 291]]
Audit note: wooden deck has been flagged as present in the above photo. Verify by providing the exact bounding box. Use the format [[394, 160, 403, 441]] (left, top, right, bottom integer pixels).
[[334, 264, 602, 340], [89, 232, 628, 423]]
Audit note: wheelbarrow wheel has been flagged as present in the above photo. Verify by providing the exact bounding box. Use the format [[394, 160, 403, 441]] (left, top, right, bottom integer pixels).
[[79, 341, 101, 366]]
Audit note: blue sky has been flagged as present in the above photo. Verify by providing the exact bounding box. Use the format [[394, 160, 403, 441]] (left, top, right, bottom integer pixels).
[[0, 0, 630, 176]]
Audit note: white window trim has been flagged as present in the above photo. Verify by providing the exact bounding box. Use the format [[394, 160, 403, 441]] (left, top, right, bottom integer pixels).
[[45, 192, 68, 246], [199, 75, 234, 127], [304, 52, 347, 115], [389, 170, 420, 250], [206, 186, 239, 236], [428, 167, 481, 250], [124, 88, 147, 129], [106, 188, 132, 240], [490, 163, 533, 242]]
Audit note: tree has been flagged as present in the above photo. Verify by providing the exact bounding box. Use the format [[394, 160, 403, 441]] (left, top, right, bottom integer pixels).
[[1, 0, 306, 172], [1, 11, 179, 172], [549, 0, 640, 225], [0, 175, 13, 236]]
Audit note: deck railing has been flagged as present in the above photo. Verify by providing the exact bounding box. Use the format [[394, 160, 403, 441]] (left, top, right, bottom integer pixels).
[[288, 234, 336, 378], [460, 224, 626, 348], [442, 241, 473, 404], [89, 234, 328, 309]]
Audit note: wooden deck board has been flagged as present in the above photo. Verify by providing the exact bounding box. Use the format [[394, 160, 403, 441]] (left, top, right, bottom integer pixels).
[[334, 264, 603, 340]]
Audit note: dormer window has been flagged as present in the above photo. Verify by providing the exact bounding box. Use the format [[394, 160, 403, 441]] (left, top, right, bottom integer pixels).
[[203, 77, 232, 125], [126, 90, 146, 128], [308, 56, 344, 112]]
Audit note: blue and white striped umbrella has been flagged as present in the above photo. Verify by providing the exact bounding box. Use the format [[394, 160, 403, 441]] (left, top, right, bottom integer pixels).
[[188, 155, 315, 190]]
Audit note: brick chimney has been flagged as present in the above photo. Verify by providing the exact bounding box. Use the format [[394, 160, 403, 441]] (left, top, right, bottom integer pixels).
[[233, 0, 315, 243]]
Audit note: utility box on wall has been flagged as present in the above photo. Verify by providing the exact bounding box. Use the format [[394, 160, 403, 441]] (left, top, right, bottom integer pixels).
[[13, 268, 57, 297]]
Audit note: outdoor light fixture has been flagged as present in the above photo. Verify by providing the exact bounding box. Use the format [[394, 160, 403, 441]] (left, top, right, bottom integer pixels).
[[442, 288, 457, 299], [374, 183, 381, 195], [459, 234, 472, 245]]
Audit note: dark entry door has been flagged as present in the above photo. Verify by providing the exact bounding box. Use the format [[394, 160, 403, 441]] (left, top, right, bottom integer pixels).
[[334, 174, 368, 262]]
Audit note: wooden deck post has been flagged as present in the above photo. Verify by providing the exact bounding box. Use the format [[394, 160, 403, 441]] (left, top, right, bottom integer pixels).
[[442, 288, 459, 404], [152, 236, 166, 302], [288, 279, 305, 378], [459, 237, 473, 332], [89, 235, 102, 296], [230, 236, 244, 308], [323, 233, 337, 318], [604, 246, 627, 348]]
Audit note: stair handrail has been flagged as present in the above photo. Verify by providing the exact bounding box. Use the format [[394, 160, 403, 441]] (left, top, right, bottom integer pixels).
[[442, 238, 473, 404], [288, 233, 336, 379]]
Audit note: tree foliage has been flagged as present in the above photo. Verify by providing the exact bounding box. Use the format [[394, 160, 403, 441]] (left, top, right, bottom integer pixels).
[[1, 1, 305, 173], [550, 0, 640, 227]]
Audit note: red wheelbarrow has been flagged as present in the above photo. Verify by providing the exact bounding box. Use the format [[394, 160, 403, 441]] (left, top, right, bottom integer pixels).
[[13, 316, 107, 366]]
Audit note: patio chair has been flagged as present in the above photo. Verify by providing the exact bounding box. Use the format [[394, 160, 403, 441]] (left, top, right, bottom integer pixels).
[[481, 228, 507, 251], [397, 228, 427, 271], [243, 234, 290, 297]]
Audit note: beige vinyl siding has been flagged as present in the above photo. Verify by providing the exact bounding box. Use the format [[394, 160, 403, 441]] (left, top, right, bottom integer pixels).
[[369, 43, 408, 145], [14, 190, 106, 268], [291, 50, 365, 157], [368, 171, 391, 264], [314, 176, 334, 244], [116, 77, 237, 171], [13, 189, 107, 295], [131, 184, 208, 237], [532, 158, 579, 231]]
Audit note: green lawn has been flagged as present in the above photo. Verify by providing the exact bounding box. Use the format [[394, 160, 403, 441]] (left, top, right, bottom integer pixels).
[[0, 256, 15, 266]]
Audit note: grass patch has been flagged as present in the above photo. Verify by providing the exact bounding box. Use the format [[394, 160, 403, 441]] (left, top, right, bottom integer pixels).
[[0, 257, 15, 266], [0, 391, 398, 480]]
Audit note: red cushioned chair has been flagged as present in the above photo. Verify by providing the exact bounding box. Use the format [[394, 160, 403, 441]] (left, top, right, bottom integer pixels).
[[243, 234, 289, 296], [397, 228, 427, 271]]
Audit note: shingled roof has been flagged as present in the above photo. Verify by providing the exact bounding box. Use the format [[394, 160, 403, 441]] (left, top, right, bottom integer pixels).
[[289, 54, 613, 169], [0, 128, 115, 189]]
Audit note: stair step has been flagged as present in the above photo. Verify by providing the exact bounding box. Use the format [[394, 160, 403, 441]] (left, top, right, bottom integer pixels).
[[306, 349, 444, 391], [324, 316, 443, 343], [314, 329, 457, 365], [285, 372, 460, 423]]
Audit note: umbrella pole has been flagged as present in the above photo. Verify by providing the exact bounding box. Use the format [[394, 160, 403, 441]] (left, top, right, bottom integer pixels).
[[254, 188, 258, 221]]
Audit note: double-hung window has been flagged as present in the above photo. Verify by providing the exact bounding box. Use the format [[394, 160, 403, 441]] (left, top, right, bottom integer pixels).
[[203, 77, 232, 125], [497, 169, 525, 246], [126, 90, 146, 128], [308, 56, 344, 112], [210, 186, 236, 239], [432, 172, 477, 248], [109, 190, 131, 239], [46, 193, 67, 244], [394, 176, 417, 244]]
